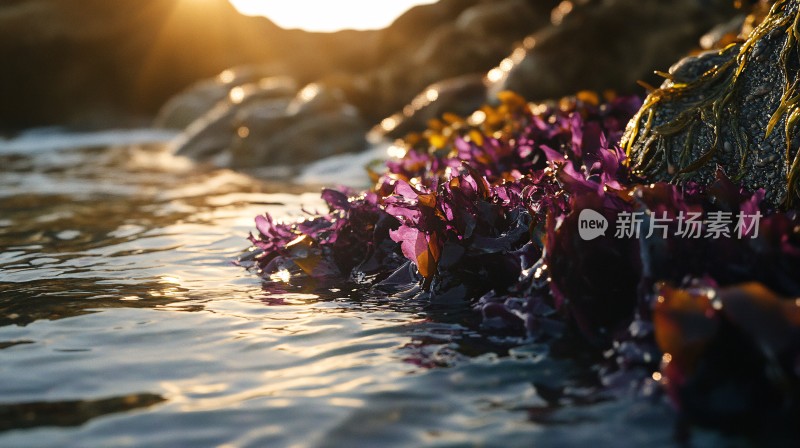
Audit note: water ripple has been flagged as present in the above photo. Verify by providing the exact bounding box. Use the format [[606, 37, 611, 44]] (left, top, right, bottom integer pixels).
[[0, 133, 678, 447]]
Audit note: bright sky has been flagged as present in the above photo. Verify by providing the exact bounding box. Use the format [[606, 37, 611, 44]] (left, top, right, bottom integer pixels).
[[228, 0, 438, 32]]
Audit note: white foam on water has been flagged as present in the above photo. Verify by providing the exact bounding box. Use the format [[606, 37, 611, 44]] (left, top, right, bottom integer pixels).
[[0, 127, 391, 193], [295, 142, 390, 188], [0, 128, 179, 154], [0, 128, 186, 199]]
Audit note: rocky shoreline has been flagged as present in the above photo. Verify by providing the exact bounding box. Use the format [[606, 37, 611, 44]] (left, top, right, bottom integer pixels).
[[1, 1, 739, 146], [242, 1, 800, 443], [150, 0, 746, 169]]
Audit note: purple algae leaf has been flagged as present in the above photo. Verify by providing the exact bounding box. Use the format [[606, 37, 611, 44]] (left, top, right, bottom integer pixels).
[[254, 214, 272, 237], [390, 225, 426, 263], [321, 188, 351, 212], [389, 225, 440, 280]]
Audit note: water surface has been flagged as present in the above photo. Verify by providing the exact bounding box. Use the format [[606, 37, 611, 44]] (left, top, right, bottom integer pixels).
[[0, 130, 683, 447]]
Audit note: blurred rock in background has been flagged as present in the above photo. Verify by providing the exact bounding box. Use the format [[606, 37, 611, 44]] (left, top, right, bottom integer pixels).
[[0, 0, 741, 165], [487, 0, 739, 100], [0, 0, 375, 130]]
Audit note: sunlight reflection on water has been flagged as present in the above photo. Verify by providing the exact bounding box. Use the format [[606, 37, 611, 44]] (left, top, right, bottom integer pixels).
[[0, 132, 679, 447]]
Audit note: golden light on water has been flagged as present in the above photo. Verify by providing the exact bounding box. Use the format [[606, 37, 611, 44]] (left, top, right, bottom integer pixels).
[[269, 269, 292, 283], [386, 144, 407, 159], [228, 0, 438, 32], [229, 86, 246, 104]]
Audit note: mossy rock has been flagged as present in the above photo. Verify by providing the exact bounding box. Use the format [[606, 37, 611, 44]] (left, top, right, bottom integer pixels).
[[622, 0, 800, 207]]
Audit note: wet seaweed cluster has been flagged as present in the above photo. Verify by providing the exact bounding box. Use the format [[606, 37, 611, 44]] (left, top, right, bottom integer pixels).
[[245, 90, 799, 441]]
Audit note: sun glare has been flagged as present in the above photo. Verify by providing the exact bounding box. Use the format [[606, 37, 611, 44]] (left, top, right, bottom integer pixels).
[[228, 0, 438, 32]]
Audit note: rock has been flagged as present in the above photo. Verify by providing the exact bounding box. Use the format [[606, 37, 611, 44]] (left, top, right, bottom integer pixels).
[[371, 74, 488, 139], [4, 0, 602, 133], [229, 83, 367, 167], [229, 109, 367, 167], [369, 0, 483, 67], [154, 69, 295, 129], [173, 82, 367, 167], [363, 0, 558, 122], [171, 97, 290, 163], [488, 0, 739, 101], [169, 77, 298, 161], [412, 0, 556, 80], [621, 0, 800, 206], [160, 0, 563, 166], [699, 14, 747, 50]]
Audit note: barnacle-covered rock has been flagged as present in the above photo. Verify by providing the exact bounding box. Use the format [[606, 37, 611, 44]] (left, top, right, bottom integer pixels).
[[622, 0, 800, 207]]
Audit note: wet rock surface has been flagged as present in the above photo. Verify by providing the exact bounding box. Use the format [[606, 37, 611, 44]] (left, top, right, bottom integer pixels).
[[374, 74, 489, 140], [229, 83, 368, 167], [155, 0, 562, 165], [154, 69, 296, 130], [622, 0, 800, 206], [488, 0, 739, 101], [172, 82, 368, 167], [361, 0, 559, 122], [374, 0, 741, 141]]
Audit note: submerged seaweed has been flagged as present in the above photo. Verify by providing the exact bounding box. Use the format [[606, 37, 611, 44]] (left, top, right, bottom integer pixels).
[[246, 91, 800, 440]]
